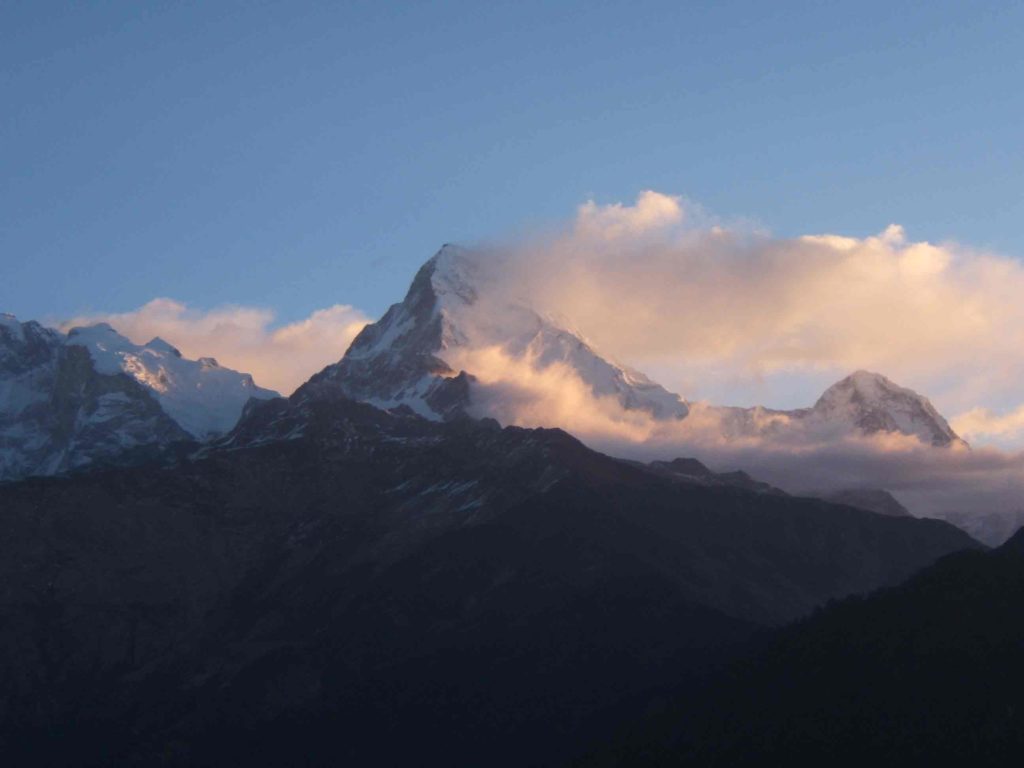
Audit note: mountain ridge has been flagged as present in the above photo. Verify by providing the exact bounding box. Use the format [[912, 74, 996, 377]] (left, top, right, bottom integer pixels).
[[1, 248, 968, 483], [312, 247, 965, 450], [0, 386, 980, 765]]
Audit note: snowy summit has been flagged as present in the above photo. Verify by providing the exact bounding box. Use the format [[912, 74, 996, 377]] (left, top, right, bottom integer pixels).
[[66, 322, 277, 438], [312, 245, 690, 421]]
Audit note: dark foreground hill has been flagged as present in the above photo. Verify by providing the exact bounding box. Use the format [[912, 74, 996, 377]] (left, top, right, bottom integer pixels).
[[586, 528, 1024, 767], [0, 388, 977, 766]]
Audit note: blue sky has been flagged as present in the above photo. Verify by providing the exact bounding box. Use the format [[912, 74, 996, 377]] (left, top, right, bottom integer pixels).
[[3, 0, 1023, 326]]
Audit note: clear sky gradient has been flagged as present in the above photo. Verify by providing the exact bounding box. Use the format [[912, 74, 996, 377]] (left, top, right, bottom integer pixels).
[[3, 1, 1023, 325]]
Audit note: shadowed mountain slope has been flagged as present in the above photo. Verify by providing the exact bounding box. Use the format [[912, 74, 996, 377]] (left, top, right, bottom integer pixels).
[[0, 387, 978, 766], [585, 529, 1024, 767]]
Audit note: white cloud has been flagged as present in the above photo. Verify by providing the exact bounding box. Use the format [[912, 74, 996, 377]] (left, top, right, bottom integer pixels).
[[574, 190, 684, 240], [63, 299, 369, 395], [482, 191, 1024, 423], [953, 405, 1024, 446]]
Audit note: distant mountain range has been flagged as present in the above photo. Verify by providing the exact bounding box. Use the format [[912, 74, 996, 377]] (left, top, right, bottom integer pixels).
[[0, 247, 965, 485], [314, 246, 964, 448]]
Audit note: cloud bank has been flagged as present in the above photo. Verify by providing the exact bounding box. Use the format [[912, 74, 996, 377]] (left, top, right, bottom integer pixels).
[[63, 299, 368, 394], [479, 191, 1024, 428]]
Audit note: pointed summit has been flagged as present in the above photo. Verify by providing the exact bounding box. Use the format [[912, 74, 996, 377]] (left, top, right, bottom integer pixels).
[[309, 246, 468, 418], [309, 246, 689, 421]]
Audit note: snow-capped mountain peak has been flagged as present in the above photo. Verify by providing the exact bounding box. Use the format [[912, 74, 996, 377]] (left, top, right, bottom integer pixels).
[[708, 370, 966, 447], [430, 243, 482, 309], [809, 370, 962, 447], [312, 246, 690, 421], [66, 322, 278, 438]]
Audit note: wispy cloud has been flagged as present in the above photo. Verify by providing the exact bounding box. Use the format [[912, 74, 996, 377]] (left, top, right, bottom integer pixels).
[[574, 190, 685, 239], [953, 405, 1024, 447]]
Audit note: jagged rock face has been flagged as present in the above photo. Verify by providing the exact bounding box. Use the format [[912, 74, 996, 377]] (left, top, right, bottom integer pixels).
[[0, 316, 278, 481], [807, 370, 963, 447], [65, 323, 278, 438], [311, 254, 462, 416], [313, 246, 690, 421]]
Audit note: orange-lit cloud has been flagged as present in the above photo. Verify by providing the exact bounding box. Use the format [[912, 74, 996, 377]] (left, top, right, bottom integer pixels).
[[953, 405, 1024, 446], [574, 190, 685, 239], [482, 192, 1024, 422], [63, 299, 368, 394]]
